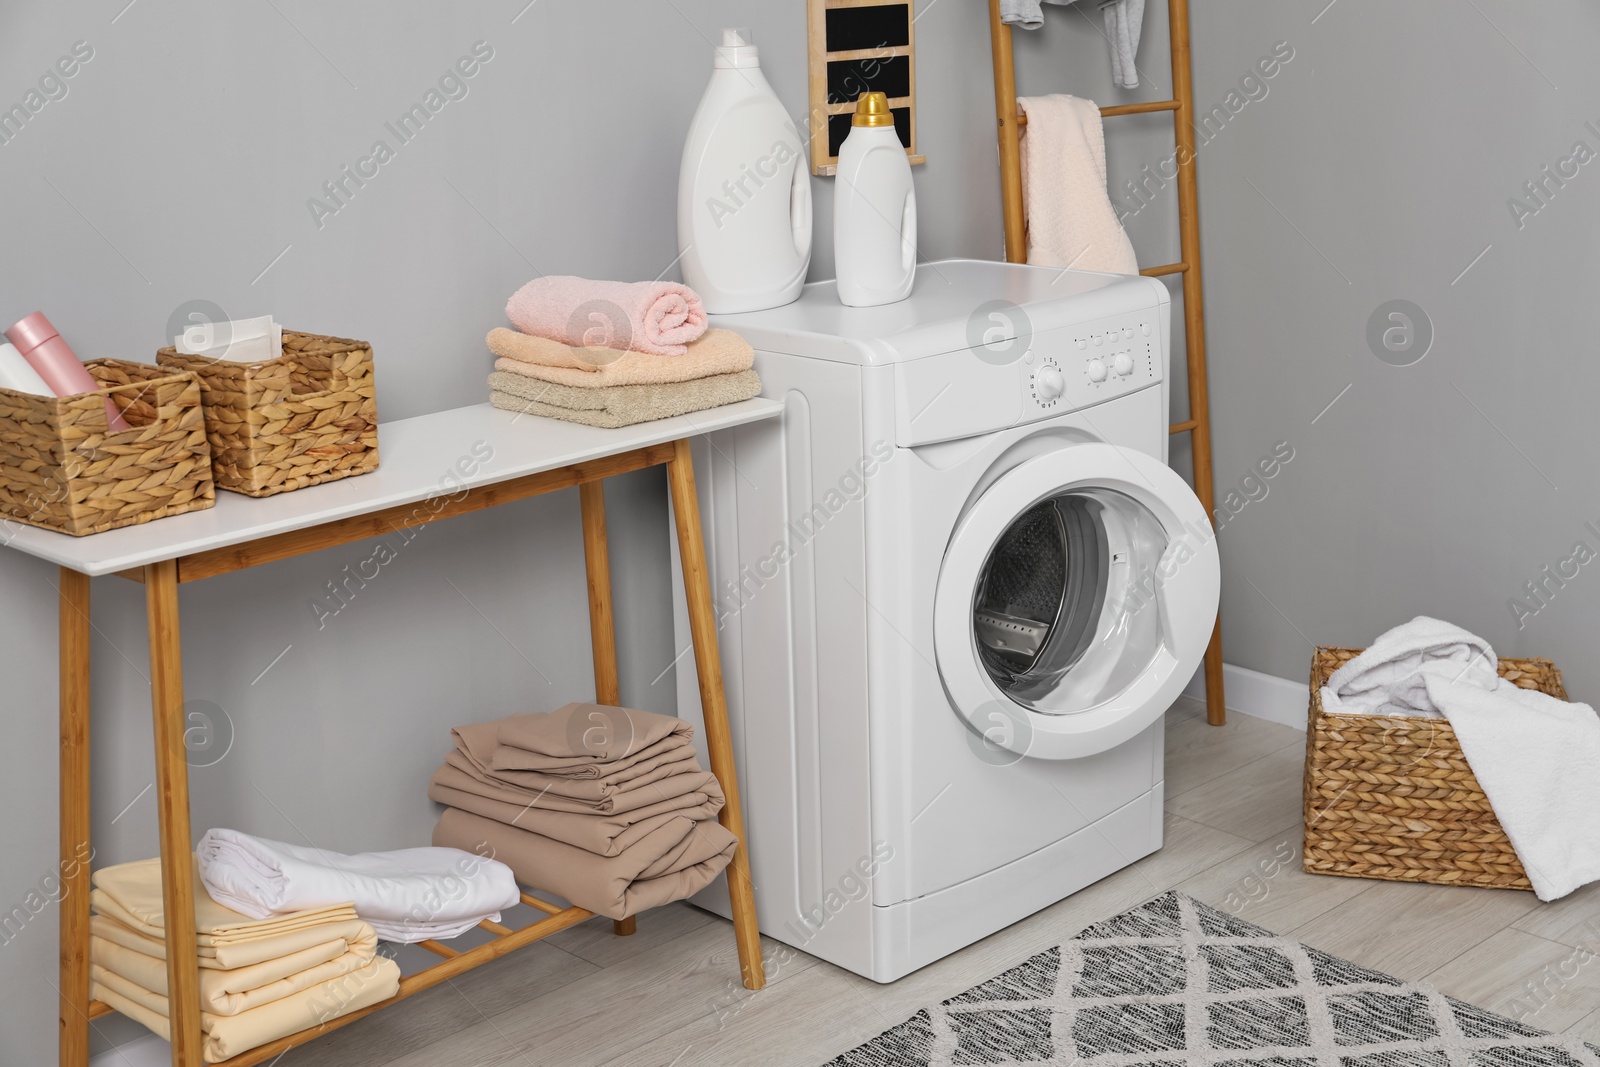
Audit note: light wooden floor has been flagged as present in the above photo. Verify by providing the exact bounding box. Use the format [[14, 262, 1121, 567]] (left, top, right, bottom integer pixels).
[[99, 700, 1600, 1066]]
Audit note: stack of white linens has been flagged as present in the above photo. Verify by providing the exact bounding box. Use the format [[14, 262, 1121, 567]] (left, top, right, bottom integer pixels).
[[487, 275, 761, 428], [89, 857, 400, 1063], [429, 703, 737, 919]]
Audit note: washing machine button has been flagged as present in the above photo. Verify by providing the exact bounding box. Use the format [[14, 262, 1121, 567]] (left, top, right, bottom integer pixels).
[[1122, 327, 1134, 339], [1141, 321, 1152, 336], [1093, 334, 1104, 346], [1085, 359, 1107, 383], [1036, 365, 1065, 399], [1113, 352, 1134, 376]]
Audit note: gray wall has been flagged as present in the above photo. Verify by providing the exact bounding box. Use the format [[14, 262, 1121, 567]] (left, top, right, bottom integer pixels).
[[0, 0, 1006, 1060], [1175, 2, 1600, 688]]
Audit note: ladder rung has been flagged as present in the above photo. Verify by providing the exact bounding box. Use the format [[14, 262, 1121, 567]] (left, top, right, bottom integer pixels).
[[1141, 261, 1188, 277], [478, 919, 515, 937], [1101, 99, 1181, 117], [1015, 99, 1180, 126], [1170, 419, 1199, 435]]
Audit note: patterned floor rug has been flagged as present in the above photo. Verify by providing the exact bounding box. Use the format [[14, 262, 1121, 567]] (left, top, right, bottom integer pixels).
[[825, 890, 1600, 1066]]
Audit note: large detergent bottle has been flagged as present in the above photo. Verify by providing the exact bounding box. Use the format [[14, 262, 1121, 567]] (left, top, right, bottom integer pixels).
[[678, 29, 811, 314], [833, 93, 916, 307]]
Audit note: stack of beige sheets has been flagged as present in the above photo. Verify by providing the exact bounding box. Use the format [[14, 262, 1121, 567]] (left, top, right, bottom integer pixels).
[[486, 327, 761, 428], [90, 857, 400, 1062], [430, 703, 737, 919]]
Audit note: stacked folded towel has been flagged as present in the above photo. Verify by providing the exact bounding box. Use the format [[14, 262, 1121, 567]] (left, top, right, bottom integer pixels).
[[89, 856, 400, 1062], [489, 275, 761, 427], [429, 703, 737, 919], [196, 828, 522, 943]]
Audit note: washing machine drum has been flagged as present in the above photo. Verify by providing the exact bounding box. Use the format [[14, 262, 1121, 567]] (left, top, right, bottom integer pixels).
[[933, 443, 1220, 760]]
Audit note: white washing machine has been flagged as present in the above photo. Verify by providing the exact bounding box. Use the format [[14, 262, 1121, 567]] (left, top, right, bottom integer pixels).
[[671, 259, 1219, 982]]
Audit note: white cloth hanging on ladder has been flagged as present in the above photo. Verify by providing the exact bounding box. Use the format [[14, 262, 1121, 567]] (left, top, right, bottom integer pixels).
[[999, 0, 1146, 90], [1016, 94, 1139, 274]]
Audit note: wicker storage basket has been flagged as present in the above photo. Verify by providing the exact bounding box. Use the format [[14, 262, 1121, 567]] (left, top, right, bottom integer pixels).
[[157, 330, 379, 498], [1303, 645, 1567, 891], [0, 359, 215, 536]]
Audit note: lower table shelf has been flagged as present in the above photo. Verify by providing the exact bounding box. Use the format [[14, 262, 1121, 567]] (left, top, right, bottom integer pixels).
[[88, 886, 597, 1067]]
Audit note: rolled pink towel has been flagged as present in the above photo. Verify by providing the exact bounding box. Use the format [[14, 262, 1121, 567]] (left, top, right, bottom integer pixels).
[[506, 276, 707, 356]]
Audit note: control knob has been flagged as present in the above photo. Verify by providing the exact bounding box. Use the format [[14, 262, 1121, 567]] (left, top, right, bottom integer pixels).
[[1113, 352, 1134, 377], [1036, 365, 1065, 399], [1085, 359, 1107, 383]]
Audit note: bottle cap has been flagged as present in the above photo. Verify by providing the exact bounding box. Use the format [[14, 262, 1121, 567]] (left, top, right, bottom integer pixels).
[[851, 92, 895, 128], [5, 311, 60, 354], [714, 27, 759, 69]]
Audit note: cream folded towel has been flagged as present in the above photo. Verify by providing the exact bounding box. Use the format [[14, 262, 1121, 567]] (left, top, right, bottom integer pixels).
[[92, 956, 399, 1062], [196, 829, 521, 944], [488, 326, 753, 387], [92, 929, 375, 1016], [1016, 94, 1139, 274], [92, 908, 378, 971], [490, 369, 761, 429]]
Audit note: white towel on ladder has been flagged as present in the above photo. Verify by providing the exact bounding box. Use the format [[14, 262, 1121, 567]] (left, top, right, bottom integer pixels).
[[1016, 94, 1139, 274]]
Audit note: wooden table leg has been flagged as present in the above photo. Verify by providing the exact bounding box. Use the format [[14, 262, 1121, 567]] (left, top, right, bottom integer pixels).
[[144, 560, 204, 1066], [579, 480, 635, 939], [665, 438, 765, 990], [579, 481, 621, 708], [59, 568, 91, 1067]]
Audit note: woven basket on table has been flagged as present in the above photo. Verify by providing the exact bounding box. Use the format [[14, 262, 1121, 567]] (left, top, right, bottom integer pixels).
[[0, 359, 215, 536], [1303, 645, 1566, 891], [157, 330, 379, 498]]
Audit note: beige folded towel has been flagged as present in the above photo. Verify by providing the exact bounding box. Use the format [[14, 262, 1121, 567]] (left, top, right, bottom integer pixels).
[[92, 956, 399, 1062], [489, 703, 694, 771], [429, 764, 724, 857], [93, 856, 356, 942], [434, 807, 737, 920], [93, 910, 378, 971], [490, 369, 761, 429], [92, 929, 375, 1016], [442, 748, 704, 814], [488, 326, 753, 386]]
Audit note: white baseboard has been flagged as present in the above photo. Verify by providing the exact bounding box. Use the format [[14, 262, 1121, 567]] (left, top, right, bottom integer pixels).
[[1183, 661, 1307, 729]]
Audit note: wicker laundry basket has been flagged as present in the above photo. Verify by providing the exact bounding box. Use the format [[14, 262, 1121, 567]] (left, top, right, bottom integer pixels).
[[157, 330, 379, 497], [1302, 645, 1567, 891], [0, 359, 215, 536]]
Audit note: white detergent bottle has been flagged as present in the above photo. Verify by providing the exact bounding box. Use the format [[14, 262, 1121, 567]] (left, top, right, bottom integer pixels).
[[678, 28, 811, 314], [833, 93, 917, 308]]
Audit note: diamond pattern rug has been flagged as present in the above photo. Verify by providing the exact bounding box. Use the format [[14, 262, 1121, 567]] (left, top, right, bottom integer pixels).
[[824, 891, 1600, 1066]]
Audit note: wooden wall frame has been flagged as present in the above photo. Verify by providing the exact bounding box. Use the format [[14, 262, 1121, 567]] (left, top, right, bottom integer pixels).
[[806, 0, 925, 176]]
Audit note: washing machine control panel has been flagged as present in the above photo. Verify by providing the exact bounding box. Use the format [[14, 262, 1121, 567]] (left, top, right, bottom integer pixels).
[[1022, 314, 1160, 413]]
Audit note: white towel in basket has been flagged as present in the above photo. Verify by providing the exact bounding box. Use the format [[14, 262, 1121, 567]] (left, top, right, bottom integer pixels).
[[1321, 615, 1600, 900]]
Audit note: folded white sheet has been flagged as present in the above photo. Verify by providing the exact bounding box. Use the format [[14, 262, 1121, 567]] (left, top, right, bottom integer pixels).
[[197, 828, 521, 944]]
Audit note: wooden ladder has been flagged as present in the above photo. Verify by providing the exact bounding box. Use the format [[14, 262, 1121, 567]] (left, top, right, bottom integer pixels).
[[987, 0, 1225, 726]]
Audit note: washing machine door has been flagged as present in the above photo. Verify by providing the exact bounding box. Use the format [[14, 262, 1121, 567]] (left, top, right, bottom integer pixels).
[[933, 443, 1220, 760]]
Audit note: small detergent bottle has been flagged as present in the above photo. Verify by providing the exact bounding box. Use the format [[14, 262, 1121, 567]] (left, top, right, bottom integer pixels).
[[678, 29, 812, 314], [833, 93, 916, 308]]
